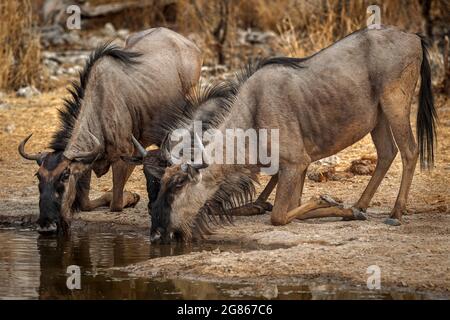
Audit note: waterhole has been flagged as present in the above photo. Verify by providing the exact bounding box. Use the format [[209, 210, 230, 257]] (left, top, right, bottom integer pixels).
[[0, 227, 439, 300]]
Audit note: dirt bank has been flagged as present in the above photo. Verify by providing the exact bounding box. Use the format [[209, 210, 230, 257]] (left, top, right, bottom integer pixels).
[[121, 211, 450, 296], [0, 89, 449, 296]]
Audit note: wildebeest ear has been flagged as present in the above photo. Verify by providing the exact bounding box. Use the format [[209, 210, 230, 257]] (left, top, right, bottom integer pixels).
[[182, 164, 202, 183], [120, 155, 143, 165]]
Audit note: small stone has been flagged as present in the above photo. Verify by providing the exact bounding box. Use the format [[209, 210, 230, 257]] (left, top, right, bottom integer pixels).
[[317, 155, 340, 166], [384, 218, 402, 226], [347, 155, 377, 175], [88, 36, 104, 48], [0, 103, 11, 110], [4, 124, 15, 133], [102, 23, 116, 37], [44, 59, 60, 75], [307, 166, 336, 182], [66, 67, 79, 75], [16, 86, 40, 98]]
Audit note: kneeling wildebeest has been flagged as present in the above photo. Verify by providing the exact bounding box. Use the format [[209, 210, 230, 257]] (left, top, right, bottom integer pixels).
[[18, 27, 202, 234], [131, 26, 437, 243], [124, 82, 275, 241]]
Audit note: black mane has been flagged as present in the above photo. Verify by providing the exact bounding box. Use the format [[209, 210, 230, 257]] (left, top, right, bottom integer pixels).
[[49, 42, 142, 151], [155, 55, 306, 150]]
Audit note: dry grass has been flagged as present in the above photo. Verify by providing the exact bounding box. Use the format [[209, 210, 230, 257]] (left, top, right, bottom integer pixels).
[[171, 0, 443, 68], [276, 0, 422, 57], [60, 0, 447, 74], [0, 0, 45, 91]]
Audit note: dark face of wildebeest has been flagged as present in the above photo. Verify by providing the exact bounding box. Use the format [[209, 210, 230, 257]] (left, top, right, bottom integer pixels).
[[19, 134, 101, 235], [121, 137, 172, 242], [151, 164, 208, 243]]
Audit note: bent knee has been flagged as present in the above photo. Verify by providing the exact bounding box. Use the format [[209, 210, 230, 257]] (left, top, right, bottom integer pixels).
[[271, 214, 288, 226]]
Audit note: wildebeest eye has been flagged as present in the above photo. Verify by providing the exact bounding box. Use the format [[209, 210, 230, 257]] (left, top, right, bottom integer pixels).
[[60, 169, 70, 182]]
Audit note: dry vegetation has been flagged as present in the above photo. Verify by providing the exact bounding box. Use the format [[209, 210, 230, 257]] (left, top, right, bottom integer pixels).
[[1, 0, 448, 89], [0, 0, 44, 91]]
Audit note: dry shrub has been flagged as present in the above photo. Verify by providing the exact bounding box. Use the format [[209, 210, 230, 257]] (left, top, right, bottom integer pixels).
[[86, 0, 175, 31], [0, 0, 44, 91], [277, 0, 423, 58], [81, 0, 443, 71]]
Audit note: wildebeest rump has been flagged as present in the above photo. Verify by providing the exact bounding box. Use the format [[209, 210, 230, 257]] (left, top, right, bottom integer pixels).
[[18, 27, 202, 234], [137, 26, 436, 242]]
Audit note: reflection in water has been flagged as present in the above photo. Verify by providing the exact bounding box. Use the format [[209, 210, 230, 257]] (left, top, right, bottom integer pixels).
[[0, 229, 40, 299], [0, 228, 441, 300]]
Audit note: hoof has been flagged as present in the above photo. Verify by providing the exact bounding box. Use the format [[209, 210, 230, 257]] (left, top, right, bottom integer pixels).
[[131, 193, 141, 207], [124, 193, 140, 208], [255, 201, 273, 212], [351, 207, 367, 220], [320, 194, 344, 208], [384, 218, 402, 226]]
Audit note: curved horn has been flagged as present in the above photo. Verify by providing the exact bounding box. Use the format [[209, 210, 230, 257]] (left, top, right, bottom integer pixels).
[[66, 132, 102, 161], [18, 134, 44, 162], [131, 135, 148, 157]]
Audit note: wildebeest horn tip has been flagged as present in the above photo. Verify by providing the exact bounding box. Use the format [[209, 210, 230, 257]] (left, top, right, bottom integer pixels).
[[18, 133, 44, 162], [131, 135, 148, 157]]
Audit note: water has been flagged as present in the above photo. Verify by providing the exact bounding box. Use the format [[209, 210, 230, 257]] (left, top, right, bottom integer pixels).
[[0, 228, 438, 300]]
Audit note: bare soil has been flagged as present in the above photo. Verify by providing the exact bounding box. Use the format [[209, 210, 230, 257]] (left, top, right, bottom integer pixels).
[[0, 87, 449, 296]]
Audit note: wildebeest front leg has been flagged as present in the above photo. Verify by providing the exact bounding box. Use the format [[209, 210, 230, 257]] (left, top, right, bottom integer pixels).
[[110, 160, 140, 211], [256, 174, 278, 203], [271, 165, 363, 224], [76, 170, 112, 210], [227, 175, 278, 216], [271, 164, 308, 225]]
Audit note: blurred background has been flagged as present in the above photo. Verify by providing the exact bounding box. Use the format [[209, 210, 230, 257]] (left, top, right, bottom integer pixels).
[[0, 0, 448, 94]]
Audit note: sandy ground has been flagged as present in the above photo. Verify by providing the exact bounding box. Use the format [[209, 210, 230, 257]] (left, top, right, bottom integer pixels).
[[0, 87, 449, 296]]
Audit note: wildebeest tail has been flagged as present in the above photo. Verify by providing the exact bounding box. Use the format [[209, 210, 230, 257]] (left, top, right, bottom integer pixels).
[[417, 34, 437, 169]]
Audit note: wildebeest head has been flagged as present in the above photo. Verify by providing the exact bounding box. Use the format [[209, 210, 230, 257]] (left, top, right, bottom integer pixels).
[[18, 133, 102, 235], [120, 136, 168, 229], [123, 136, 212, 243]]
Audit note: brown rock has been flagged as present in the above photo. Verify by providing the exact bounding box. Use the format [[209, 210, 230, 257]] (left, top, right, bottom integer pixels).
[[346, 156, 377, 175]]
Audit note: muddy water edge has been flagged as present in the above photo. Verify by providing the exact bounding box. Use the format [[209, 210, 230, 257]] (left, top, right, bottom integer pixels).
[[0, 221, 444, 300]]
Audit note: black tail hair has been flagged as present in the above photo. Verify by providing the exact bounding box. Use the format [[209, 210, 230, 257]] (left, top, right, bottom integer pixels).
[[417, 34, 437, 169]]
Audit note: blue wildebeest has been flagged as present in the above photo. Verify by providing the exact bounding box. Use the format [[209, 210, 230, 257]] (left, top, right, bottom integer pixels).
[[18, 28, 202, 234], [130, 26, 437, 242]]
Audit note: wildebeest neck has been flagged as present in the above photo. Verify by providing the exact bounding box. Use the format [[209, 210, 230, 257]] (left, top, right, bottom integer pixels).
[[49, 42, 141, 155]]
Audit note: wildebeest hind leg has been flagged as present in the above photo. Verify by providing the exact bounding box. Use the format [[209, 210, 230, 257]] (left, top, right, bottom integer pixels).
[[381, 109, 418, 225], [380, 64, 419, 225], [351, 113, 398, 218], [221, 175, 278, 216]]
